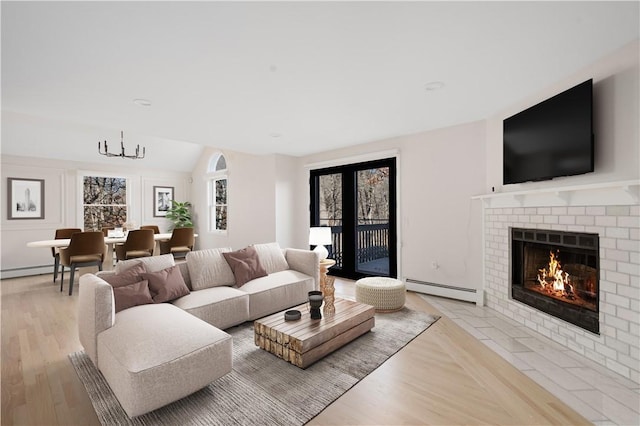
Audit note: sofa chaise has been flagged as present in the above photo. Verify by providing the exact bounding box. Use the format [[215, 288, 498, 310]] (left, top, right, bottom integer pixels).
[[78, 243, 319, 417]]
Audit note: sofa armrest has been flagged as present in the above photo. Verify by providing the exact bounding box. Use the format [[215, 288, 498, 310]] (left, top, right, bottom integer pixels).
[[285, 248, 320, 290], [78, 274, 115, 366]]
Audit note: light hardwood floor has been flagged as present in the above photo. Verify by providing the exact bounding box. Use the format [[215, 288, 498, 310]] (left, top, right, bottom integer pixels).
[[1, 273, 590, 425]]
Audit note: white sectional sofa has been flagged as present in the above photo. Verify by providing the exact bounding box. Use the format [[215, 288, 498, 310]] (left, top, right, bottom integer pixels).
[[78, 243, 319, 418]]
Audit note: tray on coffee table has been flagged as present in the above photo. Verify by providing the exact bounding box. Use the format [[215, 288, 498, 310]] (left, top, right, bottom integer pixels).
[[254, 298, 375, 368]]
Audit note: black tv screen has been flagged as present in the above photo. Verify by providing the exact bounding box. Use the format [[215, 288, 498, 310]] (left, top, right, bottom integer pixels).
[[503, 79, 594, 185]]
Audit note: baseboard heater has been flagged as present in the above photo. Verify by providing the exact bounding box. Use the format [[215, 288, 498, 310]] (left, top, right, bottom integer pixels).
[[405, 278, 483, 306], [0, 265, 51, 280]]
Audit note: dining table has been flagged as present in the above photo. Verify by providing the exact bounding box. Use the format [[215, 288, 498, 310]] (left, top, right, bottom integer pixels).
[[27, 233, 181, 271]]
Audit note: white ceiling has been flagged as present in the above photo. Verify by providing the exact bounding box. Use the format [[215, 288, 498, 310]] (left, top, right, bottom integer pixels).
[[2, 1, 639, 166]]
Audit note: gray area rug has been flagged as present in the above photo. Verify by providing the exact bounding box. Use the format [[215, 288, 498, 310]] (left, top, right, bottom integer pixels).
[[70, 307, 439, 425]]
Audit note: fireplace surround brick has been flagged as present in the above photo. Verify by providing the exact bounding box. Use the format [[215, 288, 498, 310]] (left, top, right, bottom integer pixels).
[[484, 204, 639, 383]]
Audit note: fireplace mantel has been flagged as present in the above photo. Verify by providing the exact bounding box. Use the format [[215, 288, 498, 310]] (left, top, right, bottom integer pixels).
[[472, 179, 639, 208]]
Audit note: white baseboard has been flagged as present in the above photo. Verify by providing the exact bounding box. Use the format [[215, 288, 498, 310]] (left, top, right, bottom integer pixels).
[[406, 278, 484, 306], [0, 265, 51, 280]]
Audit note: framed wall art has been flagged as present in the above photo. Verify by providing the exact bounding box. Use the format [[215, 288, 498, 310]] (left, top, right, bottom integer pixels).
[[153, 186, 174, 217], [8, 177, 45, 220]]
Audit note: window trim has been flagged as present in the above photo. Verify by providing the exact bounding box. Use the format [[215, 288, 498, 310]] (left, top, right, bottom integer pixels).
[[78, 170, 130, 230], [206, 153, 228, 234]]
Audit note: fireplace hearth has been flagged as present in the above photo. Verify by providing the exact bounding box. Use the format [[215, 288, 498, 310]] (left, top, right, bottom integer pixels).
[[511, 228, 599, 334]]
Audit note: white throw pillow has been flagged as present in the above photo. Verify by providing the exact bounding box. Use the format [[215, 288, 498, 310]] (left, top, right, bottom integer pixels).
[[252, 242, 289, 275], [186, 248, 235, 290], [114, 254, 175, 274]]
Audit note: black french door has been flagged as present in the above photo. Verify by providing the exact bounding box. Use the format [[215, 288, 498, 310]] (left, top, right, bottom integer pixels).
[[310, 158, 397, 280]]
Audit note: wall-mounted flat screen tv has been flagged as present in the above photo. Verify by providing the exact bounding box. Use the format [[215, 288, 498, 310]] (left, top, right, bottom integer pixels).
[[503, 79, 594, 185]]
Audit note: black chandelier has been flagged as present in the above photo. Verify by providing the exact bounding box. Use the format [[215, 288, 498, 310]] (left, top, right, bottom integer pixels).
[[98, 131, 145, 159]]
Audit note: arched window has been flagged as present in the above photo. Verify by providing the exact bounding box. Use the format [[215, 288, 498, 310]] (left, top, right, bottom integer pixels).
[[208, 154, 227, 173], [207, 153, 228, 232]]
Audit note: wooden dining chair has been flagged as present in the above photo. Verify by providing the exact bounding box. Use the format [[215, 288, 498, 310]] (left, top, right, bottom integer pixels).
[[140, 225, 160, 234], [59, 231, 105, 296], [159, 227, 195, 259], [51, 228, 82, 283], [115, 229, 155, 261]]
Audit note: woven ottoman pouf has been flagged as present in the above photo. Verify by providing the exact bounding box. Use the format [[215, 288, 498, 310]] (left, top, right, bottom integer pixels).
[[355, 277, 406, 312]]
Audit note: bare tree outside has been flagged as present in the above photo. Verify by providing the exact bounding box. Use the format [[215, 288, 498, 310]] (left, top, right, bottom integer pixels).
[[317, 167, 391, 274], [215, 178, 227, 231], [357, 167, 389, 224], [83, 176, 127, 230], [319, 168, 389, 225], [319, 173, 342, 226], [356, 167, 390, 273]]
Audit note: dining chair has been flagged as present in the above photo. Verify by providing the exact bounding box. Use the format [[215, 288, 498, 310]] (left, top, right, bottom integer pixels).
[[140, 225, 160, 234], [115, 229, 155, 261], [59, 231, 105, 296], [51, 228, 82, 283], [159, 227, 195, 259]]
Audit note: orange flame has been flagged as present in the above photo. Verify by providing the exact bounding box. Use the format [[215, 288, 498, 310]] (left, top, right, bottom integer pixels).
[[537, 251, 574, 295]]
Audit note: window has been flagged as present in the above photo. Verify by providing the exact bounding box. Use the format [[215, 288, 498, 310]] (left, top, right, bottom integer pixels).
[[83, 176, 127, 230], [207, 154, 228, 232]]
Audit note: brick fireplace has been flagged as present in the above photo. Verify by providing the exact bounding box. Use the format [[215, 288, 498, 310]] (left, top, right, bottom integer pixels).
[[481, 185, 639, 383], [510, 227, 599, 334]]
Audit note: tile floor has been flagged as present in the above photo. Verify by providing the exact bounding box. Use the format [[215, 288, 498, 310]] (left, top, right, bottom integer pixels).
[[419, 294, 640, 426]]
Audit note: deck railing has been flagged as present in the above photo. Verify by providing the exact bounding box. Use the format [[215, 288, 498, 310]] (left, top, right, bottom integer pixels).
[[324, 222, 389, 269]]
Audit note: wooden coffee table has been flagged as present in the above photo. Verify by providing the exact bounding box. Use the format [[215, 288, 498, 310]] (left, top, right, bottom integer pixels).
[[254, 298, 375, 369]]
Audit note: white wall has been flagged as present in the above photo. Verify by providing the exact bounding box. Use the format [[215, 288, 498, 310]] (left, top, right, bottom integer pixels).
[[2, 111, 204, 173], [190, 147, 296, 251], [1, 155, 191, 277], [401, 123, 485, 289], [297, 120, 486, 290], [274, 154, 303, 249]]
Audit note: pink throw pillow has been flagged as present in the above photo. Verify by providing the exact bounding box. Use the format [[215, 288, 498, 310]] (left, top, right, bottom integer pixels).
[[112, 280, 154, 313], [101, 263, 146, 288], [141, 265, 190, 303], [223, 246, 268, 287]]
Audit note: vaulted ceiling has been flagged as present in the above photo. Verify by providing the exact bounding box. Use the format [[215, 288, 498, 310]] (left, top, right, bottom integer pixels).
[[2, 1, 638, 169]]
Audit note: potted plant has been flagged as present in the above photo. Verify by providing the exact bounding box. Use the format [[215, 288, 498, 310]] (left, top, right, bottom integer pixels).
[[165, 200, 193, 229]]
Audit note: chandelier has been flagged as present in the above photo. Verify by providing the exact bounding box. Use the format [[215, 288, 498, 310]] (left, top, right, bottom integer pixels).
[[98, 131, 145, 159]]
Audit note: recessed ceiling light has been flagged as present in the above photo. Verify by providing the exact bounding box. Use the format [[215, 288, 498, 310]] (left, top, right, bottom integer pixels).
[[424, 81, 445, 91], [133, 98, 152, 107]]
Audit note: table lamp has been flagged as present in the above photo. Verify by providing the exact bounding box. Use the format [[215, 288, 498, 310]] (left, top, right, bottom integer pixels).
[[309, 227, 332, 261]]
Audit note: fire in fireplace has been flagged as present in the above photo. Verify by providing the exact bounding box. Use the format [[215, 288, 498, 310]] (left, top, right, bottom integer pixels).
[[528, 249, 598, 311], [511, 228, 599, 334]]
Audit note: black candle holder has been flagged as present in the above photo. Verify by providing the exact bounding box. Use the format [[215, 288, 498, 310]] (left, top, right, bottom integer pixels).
[[308, 290, 323, 320]]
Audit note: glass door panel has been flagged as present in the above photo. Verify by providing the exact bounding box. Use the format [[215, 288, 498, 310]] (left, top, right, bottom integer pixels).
[[356, 167, 390, 275], [310, 158, 396, 280], [318, 173, 343, 270]]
